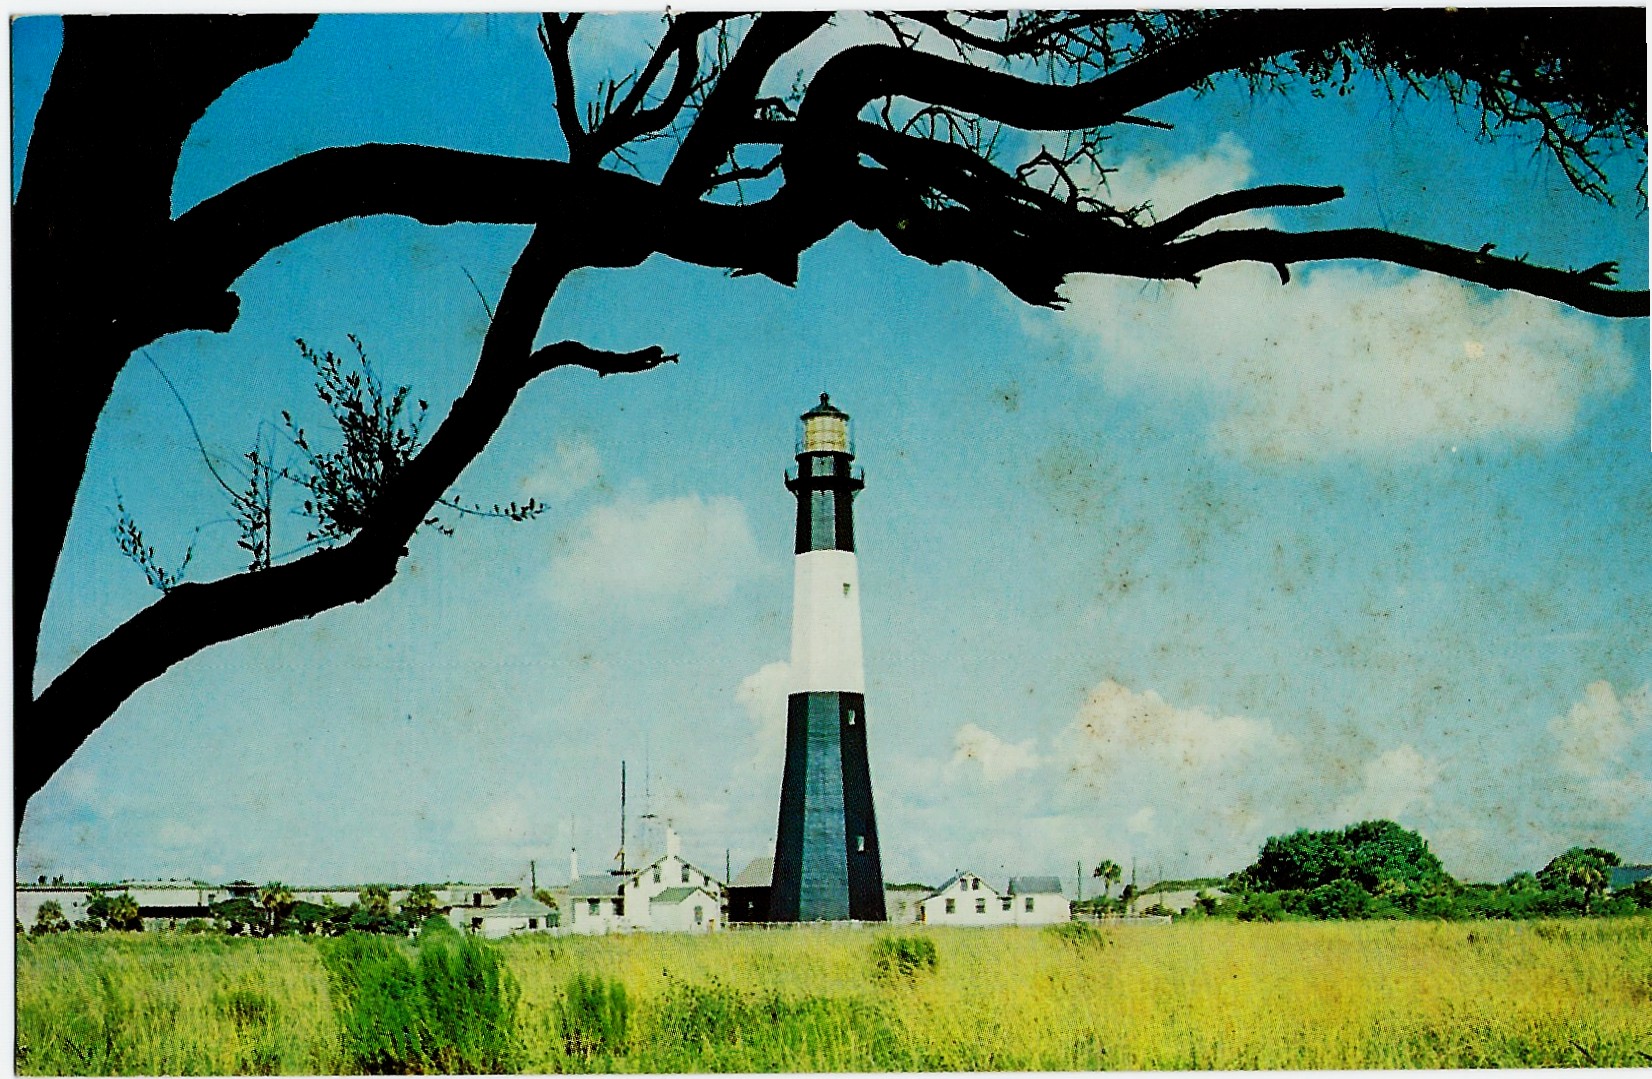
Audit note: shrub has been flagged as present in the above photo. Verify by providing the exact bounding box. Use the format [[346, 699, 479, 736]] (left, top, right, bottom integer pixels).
[[321, 934, 424, 1073], [1307, 878, 1375, 920], [416, 934, 520, 1072], [417, 914, 459, 943], [319, 930, 519, 1073], [1046, 920, 1112, 948], [559, 971, 630, 1058], [1232, 891, 1289, 923], [871, 934, 938, 979]]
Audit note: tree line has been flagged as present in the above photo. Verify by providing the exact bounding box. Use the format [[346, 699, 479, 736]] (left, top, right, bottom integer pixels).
[[1081, 820, 1651, 922], [23, 881, 563, 937]]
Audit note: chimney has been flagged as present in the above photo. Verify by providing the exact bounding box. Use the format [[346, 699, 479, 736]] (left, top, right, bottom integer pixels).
[[570, 847, 579, 883], [666, 826, 681, 861]]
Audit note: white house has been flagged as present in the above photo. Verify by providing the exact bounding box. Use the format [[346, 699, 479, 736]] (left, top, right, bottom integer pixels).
[[917, 872, 1069, 926], [647, 886, 721, 932], [468, 893, 555, 938], [562, 828, 725, 935]]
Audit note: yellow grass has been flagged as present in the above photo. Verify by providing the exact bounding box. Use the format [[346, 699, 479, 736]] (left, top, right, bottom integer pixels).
[[15, 932, 339, 1074], [502, 918, 1652, 1070], [16, 917, 1652, 1073]]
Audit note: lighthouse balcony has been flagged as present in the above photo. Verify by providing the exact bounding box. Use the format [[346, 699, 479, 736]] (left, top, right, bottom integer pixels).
[[785, 463, 865, 488]]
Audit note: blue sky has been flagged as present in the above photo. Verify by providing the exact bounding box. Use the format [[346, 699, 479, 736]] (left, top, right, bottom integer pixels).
[[13, 13, 1650, 892]]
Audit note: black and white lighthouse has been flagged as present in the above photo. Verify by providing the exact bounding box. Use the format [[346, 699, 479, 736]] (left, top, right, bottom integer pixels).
[[770, 394, 887, 922]]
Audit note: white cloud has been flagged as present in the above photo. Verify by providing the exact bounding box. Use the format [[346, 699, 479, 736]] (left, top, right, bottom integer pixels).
[[1103, 134, 1268, 231], [1064, 678, 1285, 777], [1050, 139, 1634, 461], [519, 437, 603, 504], [1548, 679, 1649, 777], [737, 661, 791, 769], [1333, 744, 1440, 823], [948, 722, 1042, 783], [545, 491, 764, 615]]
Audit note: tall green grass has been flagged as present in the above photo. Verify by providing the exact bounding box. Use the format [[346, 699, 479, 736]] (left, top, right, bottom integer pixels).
[[17, 917, 1652, 1073], [318, 931, 519, 1073], [14, 932, 336, 1074]]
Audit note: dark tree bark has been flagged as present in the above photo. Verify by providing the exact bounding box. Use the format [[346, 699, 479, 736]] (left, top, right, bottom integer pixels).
[[13, 10, 1648, 831]]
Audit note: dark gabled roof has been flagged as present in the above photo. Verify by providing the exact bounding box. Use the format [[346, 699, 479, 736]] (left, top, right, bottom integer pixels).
[[927, 872, 1000, 899], [1008, 876, 1064, 896], [652, 886, 714, 904], [569, 876, 625, 898]]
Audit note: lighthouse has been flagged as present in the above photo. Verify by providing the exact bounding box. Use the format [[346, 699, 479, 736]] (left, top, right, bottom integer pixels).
[[770, 394, 887, 922]]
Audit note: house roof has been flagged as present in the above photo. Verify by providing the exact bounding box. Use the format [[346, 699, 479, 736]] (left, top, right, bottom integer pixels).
[[928, 872, 1000, 899], [1008, 876, 1064, 896], [731, 857, 774, 888], [1610, 865, 1652, 889], [481, 894, 552, 918], [638, 852, 725, 888], [569, 875, 625, 898], [652, 886, 714, 904]]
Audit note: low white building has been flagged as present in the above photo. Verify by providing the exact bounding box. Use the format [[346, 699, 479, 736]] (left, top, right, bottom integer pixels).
[[647, 885, 721, 932], [562, 828, 725, 935], [917, 872, 1069, 926], [468, 893, 555, 938]]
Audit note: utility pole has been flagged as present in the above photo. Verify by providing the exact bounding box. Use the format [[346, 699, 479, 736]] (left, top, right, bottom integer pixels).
[[1077, 860, 1083, 902], [530, 860, 537, 892]]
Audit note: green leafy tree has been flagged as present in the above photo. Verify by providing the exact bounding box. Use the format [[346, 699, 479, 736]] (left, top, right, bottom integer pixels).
[[30, 900, 68, 936], [1619, 878, 1652, 910], [258, 882, 295, 935], [1537, 847, 1620, 901], [211, 896, 264, 936], [346, 884, 405, 935], [82, 887, 113, 930], [15, 10, 1647, 835], [1092, 859, 1122, 898], [106, 892, 142, 931], [401, 884, 441, 923], [1239, 820, 1449, 898]]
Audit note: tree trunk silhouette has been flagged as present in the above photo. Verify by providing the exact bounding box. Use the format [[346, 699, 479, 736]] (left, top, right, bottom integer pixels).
[[14, 10, 1647, 830]]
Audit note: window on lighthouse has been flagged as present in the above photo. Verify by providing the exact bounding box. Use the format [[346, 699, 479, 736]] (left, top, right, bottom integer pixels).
[[843, 582, 851, 595]]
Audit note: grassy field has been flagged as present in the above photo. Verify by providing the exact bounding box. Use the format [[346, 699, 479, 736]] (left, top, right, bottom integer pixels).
[[17, 917, 1652, 1073]]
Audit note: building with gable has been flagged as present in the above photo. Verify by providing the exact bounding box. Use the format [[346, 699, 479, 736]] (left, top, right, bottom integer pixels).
[[563, 827, 725, 934], [917, 871, 1070, 926]]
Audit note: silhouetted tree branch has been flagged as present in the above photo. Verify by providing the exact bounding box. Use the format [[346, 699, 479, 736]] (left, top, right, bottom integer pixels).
[[15, 9, 1648, 828]]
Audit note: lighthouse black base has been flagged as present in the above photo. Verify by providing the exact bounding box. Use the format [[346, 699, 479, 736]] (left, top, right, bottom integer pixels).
[[770, 691, 887, 922]]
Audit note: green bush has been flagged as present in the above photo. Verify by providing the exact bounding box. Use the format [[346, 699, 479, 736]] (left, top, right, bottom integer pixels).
[[559, 971, 630, 1058], [321, 934, 424, 1073], [417, 914, 459, 943], [319, 931, 519, 1073], [871, 934, 938, 978], [415, 934, 520, 1072], [1046, 920, 1112, 948]]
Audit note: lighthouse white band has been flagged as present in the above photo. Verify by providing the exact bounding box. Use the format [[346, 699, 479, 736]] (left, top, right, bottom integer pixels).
[[789, 549, 865, 693]]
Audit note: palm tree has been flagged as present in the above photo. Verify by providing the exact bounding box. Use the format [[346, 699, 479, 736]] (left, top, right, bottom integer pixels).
[[400, 883, 439, 923], [31, 900, 68, 935], [108, 892, 142, 931], [360, 884, 393, 919], [258, 882, 295, 935], [1092, 860, 1123, 899]]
